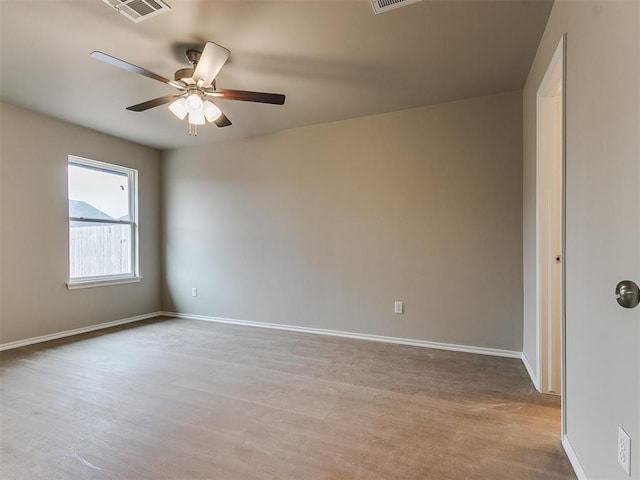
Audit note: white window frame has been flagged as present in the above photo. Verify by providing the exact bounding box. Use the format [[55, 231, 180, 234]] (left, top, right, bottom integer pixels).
[[67, 155, 142, 289]]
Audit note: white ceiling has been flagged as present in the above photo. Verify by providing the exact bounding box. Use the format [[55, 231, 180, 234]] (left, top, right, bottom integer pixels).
[[0, 0, 552, 150]]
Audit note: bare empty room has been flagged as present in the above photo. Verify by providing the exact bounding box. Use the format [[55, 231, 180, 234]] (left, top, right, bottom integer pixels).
[[0, 1, 638, 479]]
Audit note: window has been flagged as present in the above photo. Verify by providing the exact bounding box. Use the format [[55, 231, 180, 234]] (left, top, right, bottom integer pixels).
[[67, 156, 140, 288]]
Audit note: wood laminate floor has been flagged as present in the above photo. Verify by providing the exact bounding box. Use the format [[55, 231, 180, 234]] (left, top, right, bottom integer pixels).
[[0, 317, 575, 479]]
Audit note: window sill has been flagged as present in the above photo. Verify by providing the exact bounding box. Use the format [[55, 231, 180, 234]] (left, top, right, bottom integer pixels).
[[67, 276, 143, 290]]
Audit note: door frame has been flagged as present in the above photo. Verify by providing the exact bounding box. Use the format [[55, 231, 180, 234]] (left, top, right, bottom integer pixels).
[[535, 34, 567, 435]]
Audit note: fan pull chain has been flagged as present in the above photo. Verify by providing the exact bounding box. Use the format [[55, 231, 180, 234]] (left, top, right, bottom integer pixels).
[[187, 123, 199, 136]]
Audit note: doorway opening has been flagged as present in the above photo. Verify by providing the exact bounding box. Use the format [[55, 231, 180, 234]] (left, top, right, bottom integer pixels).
[[536, 35, 565, 423]]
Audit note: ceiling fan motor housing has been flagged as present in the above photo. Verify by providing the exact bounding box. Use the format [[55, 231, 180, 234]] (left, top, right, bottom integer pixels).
[[175, 68, 196, 83], [174, 49, 203, 84]]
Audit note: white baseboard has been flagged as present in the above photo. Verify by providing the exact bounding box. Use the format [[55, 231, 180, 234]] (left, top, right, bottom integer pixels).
[[161, 311, 522, 359], [0, 312, 163, 351], [1, 310, 523, 360], [562, 435, 588, 480], [521, 352, 541, 391]]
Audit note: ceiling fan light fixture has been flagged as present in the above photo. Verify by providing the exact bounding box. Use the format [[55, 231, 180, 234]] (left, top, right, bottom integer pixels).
[[185, 92, 204, 114], [90, 42, 284, 136], [169, 98, 188, 120], [203, 100, 222, 122], [188, 112, 206, 126]]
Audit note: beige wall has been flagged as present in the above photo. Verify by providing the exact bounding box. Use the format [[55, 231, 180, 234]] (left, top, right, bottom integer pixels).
[[523, 1, 639, 477], [0, 103, 162, 344], [162, 91, 524, 351]]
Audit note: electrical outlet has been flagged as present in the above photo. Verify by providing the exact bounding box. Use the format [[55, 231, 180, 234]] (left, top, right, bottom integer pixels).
[[394, 301, 404, 314], [191, 287, 198, 297], [618, 426, 631, 476]]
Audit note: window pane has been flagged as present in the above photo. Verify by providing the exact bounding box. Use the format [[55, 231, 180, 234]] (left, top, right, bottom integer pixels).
[[68, 163, 130, 221], [69, 223, 132, 278]]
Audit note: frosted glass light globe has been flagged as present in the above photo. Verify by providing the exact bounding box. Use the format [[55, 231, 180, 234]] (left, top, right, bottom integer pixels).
[[185, 93, 203, 114], [203, 101, 222, 122], [168, 98, 188, 120], [188, 112, 206, 125]]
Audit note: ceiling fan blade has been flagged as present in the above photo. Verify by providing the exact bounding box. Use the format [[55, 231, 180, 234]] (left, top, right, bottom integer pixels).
[[214, 112, 232, 128], [126, 94, 183, 112], [211, 88, 286, 105], [192, 42, 230, 85], [90, 51, 178, 87]]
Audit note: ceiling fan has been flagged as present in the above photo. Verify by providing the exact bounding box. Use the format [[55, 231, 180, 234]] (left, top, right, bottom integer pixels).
[[90, 41, 286, 135]]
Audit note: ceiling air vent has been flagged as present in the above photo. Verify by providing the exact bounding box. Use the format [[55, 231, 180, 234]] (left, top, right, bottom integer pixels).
[[370, 0, 422, 14], [102, 0, 171, 23]]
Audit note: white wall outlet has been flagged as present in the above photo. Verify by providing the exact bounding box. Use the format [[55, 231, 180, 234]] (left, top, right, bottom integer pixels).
[[394, 301, 404, 314], [191, 287, 198, 297], [618, 426, 631, 476]]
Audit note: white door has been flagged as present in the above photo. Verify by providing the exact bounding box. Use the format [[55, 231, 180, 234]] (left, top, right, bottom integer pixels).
[[562, 3, 640, 474], [537, 38, 564, 396]]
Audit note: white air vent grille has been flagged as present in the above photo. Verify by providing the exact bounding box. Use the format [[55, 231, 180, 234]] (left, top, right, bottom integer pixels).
[[370, 0, 422, 14], [102, 0, 171, 23]]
